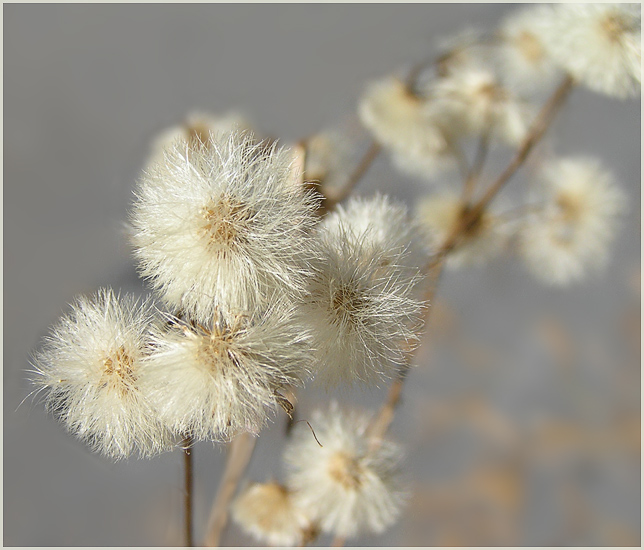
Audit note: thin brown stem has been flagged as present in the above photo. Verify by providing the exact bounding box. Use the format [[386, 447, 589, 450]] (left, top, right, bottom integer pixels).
[[182, 436, 194, 548], [461, 122, 492, 204], [425, 74, 575, 272], [324, 140, 382, 211], [367, 258, 447, 448], [203, 432, 258, 547], [369, 75, 575, 447], [475, 74, 575, 212]]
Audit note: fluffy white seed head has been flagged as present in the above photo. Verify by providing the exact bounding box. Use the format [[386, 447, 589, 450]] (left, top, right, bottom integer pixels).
[[284, 403, 407, 539], [416, 192, 508, 269], [130, 131, 319, 323], [429, 66, 534, 146], [147, 111, 256, 168], [232, 481, 314, 546], [322, 194, 428, 283], [544, 4, 641, 98], [30, 288, 173, 460], [359, 76, 455, 180], [303, 220, 424, 386], [138, 303, 312, 441], [518, 157, 626, 286], [496, 5, 562, 94]]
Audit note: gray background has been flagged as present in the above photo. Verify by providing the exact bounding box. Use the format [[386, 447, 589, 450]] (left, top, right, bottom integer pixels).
[[4, 4, 640, 546]]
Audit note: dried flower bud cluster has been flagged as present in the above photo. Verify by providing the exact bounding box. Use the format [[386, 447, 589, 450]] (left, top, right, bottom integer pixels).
[[32, 127, 427, 462], [28, 4, 637, 546]]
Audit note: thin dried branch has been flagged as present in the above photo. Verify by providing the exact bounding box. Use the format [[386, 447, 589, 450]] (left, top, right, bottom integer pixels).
[[203, 432, 258, 547]]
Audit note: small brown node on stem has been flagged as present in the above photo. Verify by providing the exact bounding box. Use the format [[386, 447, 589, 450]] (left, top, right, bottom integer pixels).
[[458, 204, 487, 240]]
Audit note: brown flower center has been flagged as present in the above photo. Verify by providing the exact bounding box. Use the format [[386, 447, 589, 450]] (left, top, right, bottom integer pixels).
[[100, 346, 136, 394], [328, 452, 363, 490], [200, 196, 252, 252]]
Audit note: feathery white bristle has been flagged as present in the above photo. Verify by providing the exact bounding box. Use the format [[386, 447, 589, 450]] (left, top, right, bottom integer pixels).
[[284, 403, 407, 539], [303, 218, 425, 386], [139, 302, 313, 442], [130, 131, 320, 323], [30, 288, 173, 460]]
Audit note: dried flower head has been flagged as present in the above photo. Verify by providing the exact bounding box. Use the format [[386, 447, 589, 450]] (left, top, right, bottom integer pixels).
[[139, 303, 312, 441], [284, 403, 407, 539], [429, 66, 534, 146], [496, 5, 561, 94], [232, 481, 314, 546], [303, 220, 424, 386], [131, 131, 319, 323], [30, 288, 172, 460], [147, 111, 256, 167], [518, 157, 626, 286], [416, 192, 507, 268], [545, 3, 641, 98], [359, 76, 454, 180], [322, 194, 428, 282]]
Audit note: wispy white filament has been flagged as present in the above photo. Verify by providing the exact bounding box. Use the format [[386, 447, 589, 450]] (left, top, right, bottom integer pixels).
[[284, 403, 407, 539], [131, 131, 319, 323], [31, 288, 172, 460], [139, 302, 313, 441]]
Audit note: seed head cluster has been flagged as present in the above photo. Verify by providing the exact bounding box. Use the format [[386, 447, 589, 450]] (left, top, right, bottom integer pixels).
[[28, 4, 636, 545]]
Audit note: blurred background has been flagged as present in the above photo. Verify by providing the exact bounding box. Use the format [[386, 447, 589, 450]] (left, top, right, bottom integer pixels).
[[4, 4, 640, 546]]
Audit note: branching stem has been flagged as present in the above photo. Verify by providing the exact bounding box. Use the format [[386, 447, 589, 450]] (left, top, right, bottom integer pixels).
[[369, 74, 575, 447]]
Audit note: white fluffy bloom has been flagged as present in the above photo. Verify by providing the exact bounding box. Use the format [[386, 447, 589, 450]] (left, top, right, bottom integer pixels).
[[496, 5, 561, 94], [543, 4, 641, 99], [518, 157, 626, 286], [322, 194, 428, 282], [147, 111, 256, 167], [429, 66, 534, 146], [303, 221, 424, 386], [416, 192, 508, 269], [31, 289, 172, 460], [284, 403, 407, 539], [359, 76, 455, 180], [231, 481, 314, 546], [130, 132, 319, 323], [138, 303, 312, 441]]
